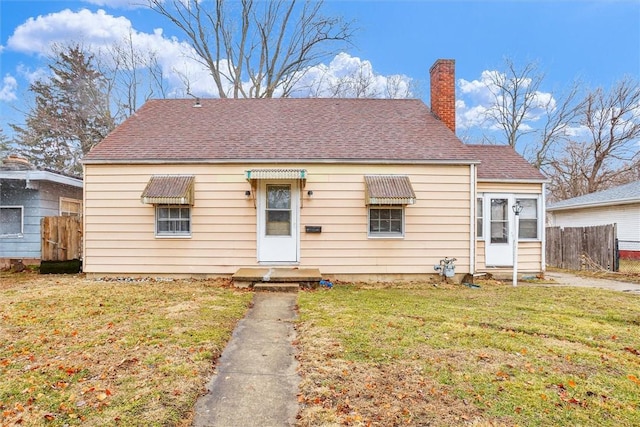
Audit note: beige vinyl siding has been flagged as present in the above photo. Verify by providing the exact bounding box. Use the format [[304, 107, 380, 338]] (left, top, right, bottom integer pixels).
[[475, 181, 545, 275], [84, 163, 471, 277], [477, 181, 543, 194], [476, 241, 543, 275]]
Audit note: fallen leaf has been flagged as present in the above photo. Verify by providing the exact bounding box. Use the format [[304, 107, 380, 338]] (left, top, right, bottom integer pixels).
[[628, 374, 640, 385], [568, 380, 576, 388]]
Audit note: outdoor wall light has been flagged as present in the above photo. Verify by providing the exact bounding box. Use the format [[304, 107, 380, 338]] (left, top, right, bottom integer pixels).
[[512, 201, 523, 215], [307, 190, 313, 196], [245, 190, 251, 197]]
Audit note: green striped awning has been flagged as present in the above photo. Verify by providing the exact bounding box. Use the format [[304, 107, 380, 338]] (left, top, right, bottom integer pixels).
[[141, 175, 195, 205], [364, 175, 416, 205], [245, 169, 307, 181]]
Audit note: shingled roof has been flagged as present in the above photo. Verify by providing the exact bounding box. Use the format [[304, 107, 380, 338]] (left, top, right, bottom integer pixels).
[[547, 180, 640, 211], [466, 145, 546, 182], [83, 98, 478, 164]]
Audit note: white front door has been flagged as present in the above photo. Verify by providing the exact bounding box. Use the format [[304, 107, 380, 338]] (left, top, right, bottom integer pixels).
[[484, 195, 514, 267], [257, 181, 299, 263]]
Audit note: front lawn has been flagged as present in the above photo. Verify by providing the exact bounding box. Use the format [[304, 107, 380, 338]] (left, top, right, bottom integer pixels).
[[0, 273, 253, 426], [296, 281, 640, 426]]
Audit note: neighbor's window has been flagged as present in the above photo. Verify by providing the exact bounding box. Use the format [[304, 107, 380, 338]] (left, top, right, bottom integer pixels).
[[477, 198, 483, 238], [0, 206, 24, 237], [156, 205, 191, 237], [517, 198, 538, 239], [60, 197, 82, 217], [369, 206, 404, 237]]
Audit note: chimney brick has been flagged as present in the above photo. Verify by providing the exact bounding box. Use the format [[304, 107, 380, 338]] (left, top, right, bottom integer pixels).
[[430, 59, 456, 134]]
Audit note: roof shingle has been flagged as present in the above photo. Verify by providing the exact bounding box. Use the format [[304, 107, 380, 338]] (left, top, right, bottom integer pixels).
[[547, 180, 640, 210], [466, 144, 546, 181], [84, 98, 477, 163]]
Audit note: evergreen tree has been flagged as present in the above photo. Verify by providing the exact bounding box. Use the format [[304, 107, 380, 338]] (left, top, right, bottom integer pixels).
[[10, 45, 115, 174], [0, 128, 10, 158]]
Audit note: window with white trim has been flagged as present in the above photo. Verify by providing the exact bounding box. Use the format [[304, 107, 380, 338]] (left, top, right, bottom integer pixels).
[[0, 206, 24, 237], [516, 198, 538, 239], [477, 197, 483, 238], [156, 205, 191, 237], [60, 197, 82, 217], [368, 206, 404, 237]]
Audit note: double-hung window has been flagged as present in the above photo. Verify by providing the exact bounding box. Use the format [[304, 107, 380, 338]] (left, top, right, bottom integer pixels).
[[516, 198, 539, 239], [369, 206, 404, 237], [364, 175, 415, 238], [0, 206, 24, 237], [156, 205, 191, 237], [476, 197, 483, 238], [140, 175, 195, 238]]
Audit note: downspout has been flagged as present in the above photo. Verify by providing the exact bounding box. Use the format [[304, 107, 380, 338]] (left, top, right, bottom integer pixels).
[[541, 181, 546, 273], [469, 164, 476, 274]]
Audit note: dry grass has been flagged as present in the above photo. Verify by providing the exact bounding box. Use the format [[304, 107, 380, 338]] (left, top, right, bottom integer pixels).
[[0, 272, 253, 426], [296, 280, 640, 426]]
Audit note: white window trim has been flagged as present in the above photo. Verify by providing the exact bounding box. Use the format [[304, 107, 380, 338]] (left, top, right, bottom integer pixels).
[[155, 205, 192, 238], [516, 195, 542, 241], [59, 197, 83, 217], [479, 194, 542, 243], [367, 206, 405, 239], [0, 205, 24, 238], [476, 196, 484, 240]]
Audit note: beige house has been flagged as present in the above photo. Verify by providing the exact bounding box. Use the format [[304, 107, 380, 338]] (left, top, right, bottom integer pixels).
[[82, 59, 546, 280]]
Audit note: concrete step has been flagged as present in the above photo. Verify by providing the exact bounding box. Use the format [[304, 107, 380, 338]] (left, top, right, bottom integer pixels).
[[253, 282, 300, 293], [232, 267, 322, 289]]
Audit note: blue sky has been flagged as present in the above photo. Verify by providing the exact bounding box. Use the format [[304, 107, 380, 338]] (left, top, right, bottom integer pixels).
[[1, 0, 639, 143]]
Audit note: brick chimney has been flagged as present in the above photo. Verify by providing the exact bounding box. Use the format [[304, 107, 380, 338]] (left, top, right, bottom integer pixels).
[[429, 59, 456, 134]]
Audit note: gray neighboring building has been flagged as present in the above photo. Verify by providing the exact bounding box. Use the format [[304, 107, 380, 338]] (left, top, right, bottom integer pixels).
[[0, 155, 83, 268]]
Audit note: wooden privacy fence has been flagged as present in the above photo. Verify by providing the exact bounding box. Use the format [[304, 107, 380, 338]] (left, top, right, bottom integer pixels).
[[546, 224, 617, 271], [41, 216, 83, 261]]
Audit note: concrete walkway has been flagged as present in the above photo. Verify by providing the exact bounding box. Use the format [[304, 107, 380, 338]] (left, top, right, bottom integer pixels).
[[192, 292, 299, 427], [543, 271, 640, 294]]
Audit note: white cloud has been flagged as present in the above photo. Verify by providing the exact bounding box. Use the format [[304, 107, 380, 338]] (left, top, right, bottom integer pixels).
[[7, 9, 134, 56], [289, 52, 413, 98], [84, 0, 148, 9], [3, 9, 412, 102], [5, 8, 212, 98], [16, 64, 49, 85], [0, 75, 18, 101], [457, 69, 556, 131]]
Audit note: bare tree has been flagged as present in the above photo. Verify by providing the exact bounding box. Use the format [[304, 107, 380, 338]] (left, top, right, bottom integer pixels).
[[293, 55, 415, 99], [547, 76, 640, 200], [481, 58, 582, 170], [97, 31, 169, 120], [147, 0, 353, 98], [482, 59, 544, 148]]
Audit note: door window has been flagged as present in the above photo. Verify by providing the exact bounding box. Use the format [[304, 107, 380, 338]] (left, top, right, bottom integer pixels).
[[490, 198, 509, 244], [265, 184, 291, 236]]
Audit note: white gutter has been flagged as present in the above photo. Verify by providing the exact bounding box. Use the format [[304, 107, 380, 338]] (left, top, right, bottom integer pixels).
[[541, 182, 546, 273], [469, 164, 476, 274], [83, 158, 482, 166], [547, 198, 640, 211], [0, 170, 83, 188]]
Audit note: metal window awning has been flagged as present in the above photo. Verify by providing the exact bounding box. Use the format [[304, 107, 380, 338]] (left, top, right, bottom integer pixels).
[[364, 175, 416, 205], [245, 169, 307, 208], [141, 175, 195, 205], [245, 168, 307, 183]]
